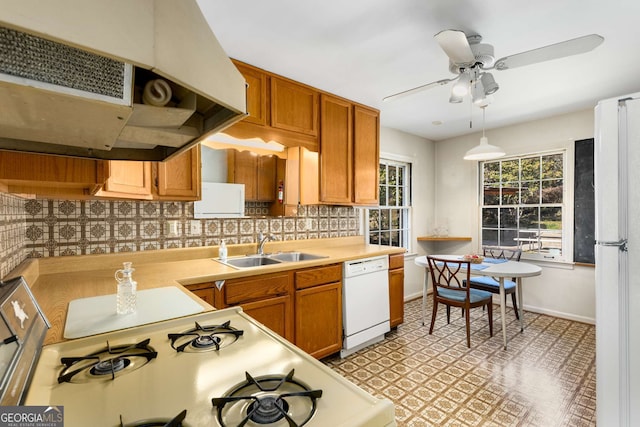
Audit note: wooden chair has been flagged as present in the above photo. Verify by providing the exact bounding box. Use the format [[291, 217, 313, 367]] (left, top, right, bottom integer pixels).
[[467, 246, 522, 319], [426, 256, 493, 348]]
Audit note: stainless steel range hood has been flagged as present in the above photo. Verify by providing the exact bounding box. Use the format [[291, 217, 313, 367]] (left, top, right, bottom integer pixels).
[[0, 0, 247, 161]]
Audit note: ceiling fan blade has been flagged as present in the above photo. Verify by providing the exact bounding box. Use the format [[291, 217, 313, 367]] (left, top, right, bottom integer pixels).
[[493, 34, 604, 70], [383, 78, 454, 102], [434, 30, 476, 65]]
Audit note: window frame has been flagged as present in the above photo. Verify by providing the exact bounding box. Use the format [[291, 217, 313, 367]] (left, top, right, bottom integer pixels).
[[478, 148, 574, 263], [366, 155, 413, 252]]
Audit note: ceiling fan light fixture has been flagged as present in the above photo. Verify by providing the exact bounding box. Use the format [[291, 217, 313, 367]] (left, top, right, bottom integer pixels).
[[449, 93, 464, 103], [480, 72, 499, 95], [451, 72, 470, 97], [471, 79, 486, 105]]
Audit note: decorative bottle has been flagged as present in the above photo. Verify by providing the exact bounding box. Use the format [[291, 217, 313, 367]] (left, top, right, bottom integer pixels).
[[219, 239, 228, 261], [115, 262, 137, 315]]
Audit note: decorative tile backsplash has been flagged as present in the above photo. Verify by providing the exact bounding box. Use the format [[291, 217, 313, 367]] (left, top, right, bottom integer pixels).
[[0, 193, 26, 278], [22, 199, 360, 258]]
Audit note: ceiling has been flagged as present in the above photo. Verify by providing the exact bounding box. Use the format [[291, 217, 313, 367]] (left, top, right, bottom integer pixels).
[[197, 0, 640, 141]]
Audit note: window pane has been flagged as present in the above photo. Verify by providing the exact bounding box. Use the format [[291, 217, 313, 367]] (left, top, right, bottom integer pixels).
[[379, 164, 386, 184], [388, 187, 397, 206], [391, 209, 400, 229], [501, 160, 519, 183], [521, 181, 540, 204], [482, 229, 498, 247], [500, 207, 517, 228], [540, 207, 562, 231], [542, 179, 563, 203], [388, 166, 397, 185], [482, 208, 498, 227], [483, 162, 500, 183], [369, 232, 379, 245], [391, 231, 400, 247], [501, 182, 520, 205], [398, 166, 404, 185], [369, 210, 380, 230], [521, 157, 540, 181], [499, 229, 518, 247], [398, 187, 404, 206], [379, 186, 387, 206], [380, 209, 390, 229], [519, 207, 539, 229], [484, 186, 500, 205], [542, 154, 563, 179], [380, 231, 390, 246]]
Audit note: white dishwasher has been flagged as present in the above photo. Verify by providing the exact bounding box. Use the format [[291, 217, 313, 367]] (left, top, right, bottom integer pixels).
[[341, 255, 390, 357]]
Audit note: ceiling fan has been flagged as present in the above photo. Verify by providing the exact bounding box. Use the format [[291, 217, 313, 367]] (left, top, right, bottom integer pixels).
[[383, 30, 604, 105]]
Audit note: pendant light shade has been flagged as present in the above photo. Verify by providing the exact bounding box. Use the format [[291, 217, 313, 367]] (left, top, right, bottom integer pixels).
[[463, 106, 505, 161]]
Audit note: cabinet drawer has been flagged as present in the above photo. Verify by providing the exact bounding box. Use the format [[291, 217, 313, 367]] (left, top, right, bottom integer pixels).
[[225, 273, 290, 305], [294, 264, 342, 290], [389, 253, 404, 270]]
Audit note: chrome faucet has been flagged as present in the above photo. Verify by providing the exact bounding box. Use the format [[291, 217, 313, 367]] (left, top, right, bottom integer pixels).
[[257, 232, 275, 255]]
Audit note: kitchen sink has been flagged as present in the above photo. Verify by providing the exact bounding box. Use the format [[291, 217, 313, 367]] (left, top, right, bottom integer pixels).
[[271, 252, 328, 262], [215, 252, 327, 269], [217, 256, 283, 269]]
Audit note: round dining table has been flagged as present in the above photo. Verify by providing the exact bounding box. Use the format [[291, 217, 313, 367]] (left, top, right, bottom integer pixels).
[[414, 254, 542, 350]]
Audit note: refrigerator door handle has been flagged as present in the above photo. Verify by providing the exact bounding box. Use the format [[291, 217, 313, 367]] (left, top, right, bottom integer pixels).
[[596, 239, 628, 252]]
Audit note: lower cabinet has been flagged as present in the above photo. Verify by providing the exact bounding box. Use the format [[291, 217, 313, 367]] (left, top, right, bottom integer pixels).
[[241, 295, 292, 341], [184, 283, 215, 307], [294, 264, 342, 359], [388, 254, 405, 328]]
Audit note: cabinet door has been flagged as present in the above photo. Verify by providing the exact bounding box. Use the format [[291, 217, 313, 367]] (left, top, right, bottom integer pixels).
[[271, 77, 318, 136], [227, 149, 257, 200], [389, 268, 405, 328], [155, 146, 200, 200], [353, 105, 380, 205], [319, 94, 353, 204], [233, 61, 268, 126], [295, 282, 342, 359], [189, 287, 215, 307], [242, 295, 293, 342], [98, 161, 153, 199], [256, 154, 277, 201]]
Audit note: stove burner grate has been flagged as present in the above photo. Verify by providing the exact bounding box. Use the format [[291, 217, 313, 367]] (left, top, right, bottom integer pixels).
[[58, 338, 157, 383], [167, 320, 243, 352], [211, 369, 322, 427], [119, 409, 187, 427]]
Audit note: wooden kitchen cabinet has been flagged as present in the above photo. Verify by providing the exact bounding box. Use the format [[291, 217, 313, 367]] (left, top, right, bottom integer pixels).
[[227, 149, 277, 201], [154, 146, 201, 200], [270, 76, 319, 137], [319, 94, 380, 206], [319, 94, 353, 204], [219, 272, 294, 342], [294, 264, 342, 359], [225, 60, 319, 151], [95, 161, 153, 199], [184, 283, 216, 307], [0, 151, 107, 198], [388, 253, 405, 328]]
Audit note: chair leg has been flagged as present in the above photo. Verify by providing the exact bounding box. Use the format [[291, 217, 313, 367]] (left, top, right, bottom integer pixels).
[[487, 302, 493, 337], [446, 305, 451, 324], [429, 300, 438, 335], [464, 307, 471, 348], [511, 292, 519, 320]]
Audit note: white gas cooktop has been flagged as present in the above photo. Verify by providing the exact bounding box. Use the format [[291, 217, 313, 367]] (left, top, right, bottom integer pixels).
[[26, 307, 396, 427]]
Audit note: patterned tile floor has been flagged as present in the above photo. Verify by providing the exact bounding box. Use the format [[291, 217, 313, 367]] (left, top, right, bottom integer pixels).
[[324, 298, 596, 427]]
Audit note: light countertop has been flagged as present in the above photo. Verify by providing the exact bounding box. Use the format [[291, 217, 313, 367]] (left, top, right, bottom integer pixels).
[[7, 236, 404, 345]]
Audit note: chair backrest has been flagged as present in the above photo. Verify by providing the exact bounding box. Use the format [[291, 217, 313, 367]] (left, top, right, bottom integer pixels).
[[426, 256, 471, 300], [482, 245, 522, 261]]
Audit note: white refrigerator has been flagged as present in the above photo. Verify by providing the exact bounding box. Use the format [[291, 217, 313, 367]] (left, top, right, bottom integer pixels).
[[594, 92, 640, 426]]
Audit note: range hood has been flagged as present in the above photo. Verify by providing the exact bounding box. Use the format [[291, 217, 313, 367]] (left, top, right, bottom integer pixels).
[[0, 0, 247, 161]]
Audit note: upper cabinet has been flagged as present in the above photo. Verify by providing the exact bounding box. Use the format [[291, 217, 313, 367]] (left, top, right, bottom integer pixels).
[[319, 95, 380, 206], [227, 149, 277, 202], [224, 61, 320, 151]]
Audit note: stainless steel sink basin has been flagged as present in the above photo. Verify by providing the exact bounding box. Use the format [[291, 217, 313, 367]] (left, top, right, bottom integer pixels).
[[218, 256, 282, 269], [271, 252, 328, 262]]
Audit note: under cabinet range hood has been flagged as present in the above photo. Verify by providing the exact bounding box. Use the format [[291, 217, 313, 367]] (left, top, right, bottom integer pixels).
[[0, 0, 247, 161]]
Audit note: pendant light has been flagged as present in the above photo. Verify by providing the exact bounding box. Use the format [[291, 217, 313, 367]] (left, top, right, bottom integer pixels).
[[463, 106, 505, 161]]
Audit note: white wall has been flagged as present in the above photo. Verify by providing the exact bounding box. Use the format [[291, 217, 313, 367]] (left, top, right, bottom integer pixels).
[[434, 108, 596, 323], [380, 127, 435, 300]]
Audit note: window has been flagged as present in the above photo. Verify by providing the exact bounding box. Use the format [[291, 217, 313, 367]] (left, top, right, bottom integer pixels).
[[480, 152, 566, 260], [367, 159, 411, 250]]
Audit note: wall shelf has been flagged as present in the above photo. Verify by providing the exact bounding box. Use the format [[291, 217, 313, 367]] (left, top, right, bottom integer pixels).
[[417, 236, 472, 242]]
